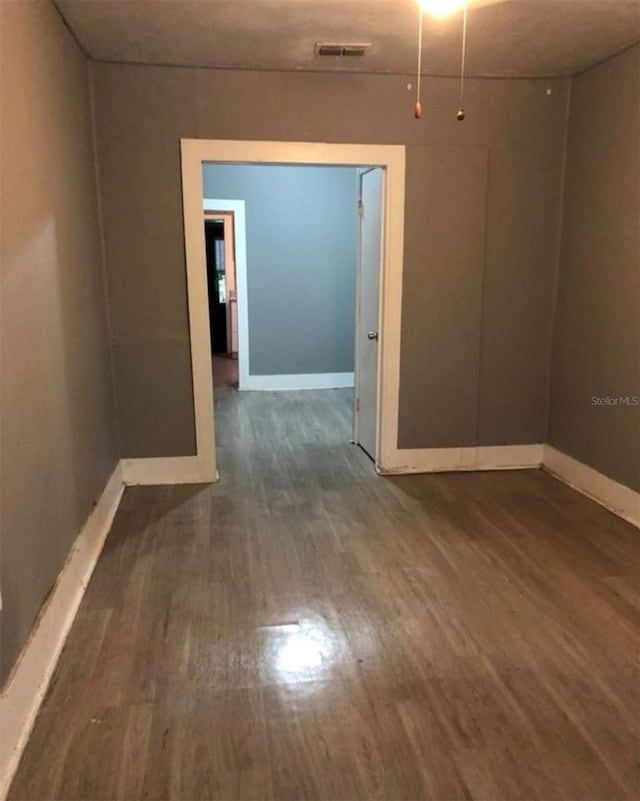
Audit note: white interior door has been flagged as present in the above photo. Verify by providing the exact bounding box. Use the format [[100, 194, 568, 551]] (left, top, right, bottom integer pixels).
[[355, 168, 383, 460]]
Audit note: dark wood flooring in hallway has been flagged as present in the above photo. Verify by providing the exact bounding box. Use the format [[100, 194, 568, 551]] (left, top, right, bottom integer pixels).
[[9, 388, 639, 800]]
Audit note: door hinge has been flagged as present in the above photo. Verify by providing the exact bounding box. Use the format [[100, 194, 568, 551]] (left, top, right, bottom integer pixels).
[[355, 397, 360, 412], [357, 200, 364, 217]]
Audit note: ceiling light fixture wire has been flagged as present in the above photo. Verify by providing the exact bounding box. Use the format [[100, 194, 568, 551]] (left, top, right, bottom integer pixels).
[[414, 5, 424, 118], [457, 1, 468, 120]]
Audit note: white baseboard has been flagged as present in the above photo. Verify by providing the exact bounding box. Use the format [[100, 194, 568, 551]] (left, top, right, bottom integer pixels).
[[240, 372, 354, 391], [121, 455, 215, 486], [379, 444, 544, 474], [543, 446, 639, 527], [0, 462, 125, 800]]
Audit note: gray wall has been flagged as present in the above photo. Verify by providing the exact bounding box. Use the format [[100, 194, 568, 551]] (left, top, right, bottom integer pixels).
[[548, 46, 640, 491], [202, 164, 357, 376], [0, 1, 118, 683], [91, 63, 569, 458]]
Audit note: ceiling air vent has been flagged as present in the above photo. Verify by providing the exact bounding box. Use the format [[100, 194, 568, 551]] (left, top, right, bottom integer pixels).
[[315, 43, 372, 58]]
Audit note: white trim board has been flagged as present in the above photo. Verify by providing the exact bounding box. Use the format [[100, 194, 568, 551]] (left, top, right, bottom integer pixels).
[[182, 139, 406, 475], [242, 372, 354, 391], [543, 446, 639, 528], [121, 456, 213, 486], [378, 444, 544, 474], [0, 463, 125, 800]]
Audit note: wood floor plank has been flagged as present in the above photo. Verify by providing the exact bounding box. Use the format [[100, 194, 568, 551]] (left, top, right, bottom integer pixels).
[[8, 386, 640, 800]]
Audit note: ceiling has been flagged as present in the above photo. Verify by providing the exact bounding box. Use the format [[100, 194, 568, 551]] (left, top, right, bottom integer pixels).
[[55, 0, 640, 78]]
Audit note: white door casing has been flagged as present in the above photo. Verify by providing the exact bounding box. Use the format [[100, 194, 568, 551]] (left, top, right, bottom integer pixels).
[[182, 140, 406, 478]]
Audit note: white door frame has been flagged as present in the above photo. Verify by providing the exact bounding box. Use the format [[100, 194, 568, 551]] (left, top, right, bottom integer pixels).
[[203, 199, 249, 388], [181, 139, 406, 480]]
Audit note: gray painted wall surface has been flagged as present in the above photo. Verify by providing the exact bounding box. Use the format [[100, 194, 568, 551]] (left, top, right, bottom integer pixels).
[[0, 1, 118, 683], [90, 62, 569, 458], [548, 46, 640, 491], [202, 164, 357, 376], [399, 146, 488, 446]]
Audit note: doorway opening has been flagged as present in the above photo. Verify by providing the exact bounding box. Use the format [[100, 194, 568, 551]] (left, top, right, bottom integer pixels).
[[203, 209, 239, 390], [180, 140, 406, 482], [203, 163, 383, 463]]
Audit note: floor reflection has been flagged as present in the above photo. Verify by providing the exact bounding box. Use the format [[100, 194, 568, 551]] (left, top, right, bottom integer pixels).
[[259, 618, 340, 684]]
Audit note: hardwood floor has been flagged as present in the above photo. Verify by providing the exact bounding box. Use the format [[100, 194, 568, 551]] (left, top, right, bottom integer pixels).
[[213, 354, 238, 390], [9, 388, 639, 800]]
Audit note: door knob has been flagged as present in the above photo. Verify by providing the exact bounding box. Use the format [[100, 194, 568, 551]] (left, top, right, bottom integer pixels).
[[367, 331, 379, 341]]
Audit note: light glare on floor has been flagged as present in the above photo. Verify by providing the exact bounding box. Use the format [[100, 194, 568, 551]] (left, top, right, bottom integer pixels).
[[271, 621, 337, 680], [276, 633, 324, 675]]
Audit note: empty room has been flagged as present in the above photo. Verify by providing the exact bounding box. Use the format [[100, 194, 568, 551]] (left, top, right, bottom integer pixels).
[[1, 0, 638, 799]]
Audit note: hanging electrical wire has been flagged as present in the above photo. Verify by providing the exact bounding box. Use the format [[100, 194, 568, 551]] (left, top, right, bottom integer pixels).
[[414, 5, 424, 118], [457, 1, 468, 120]]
